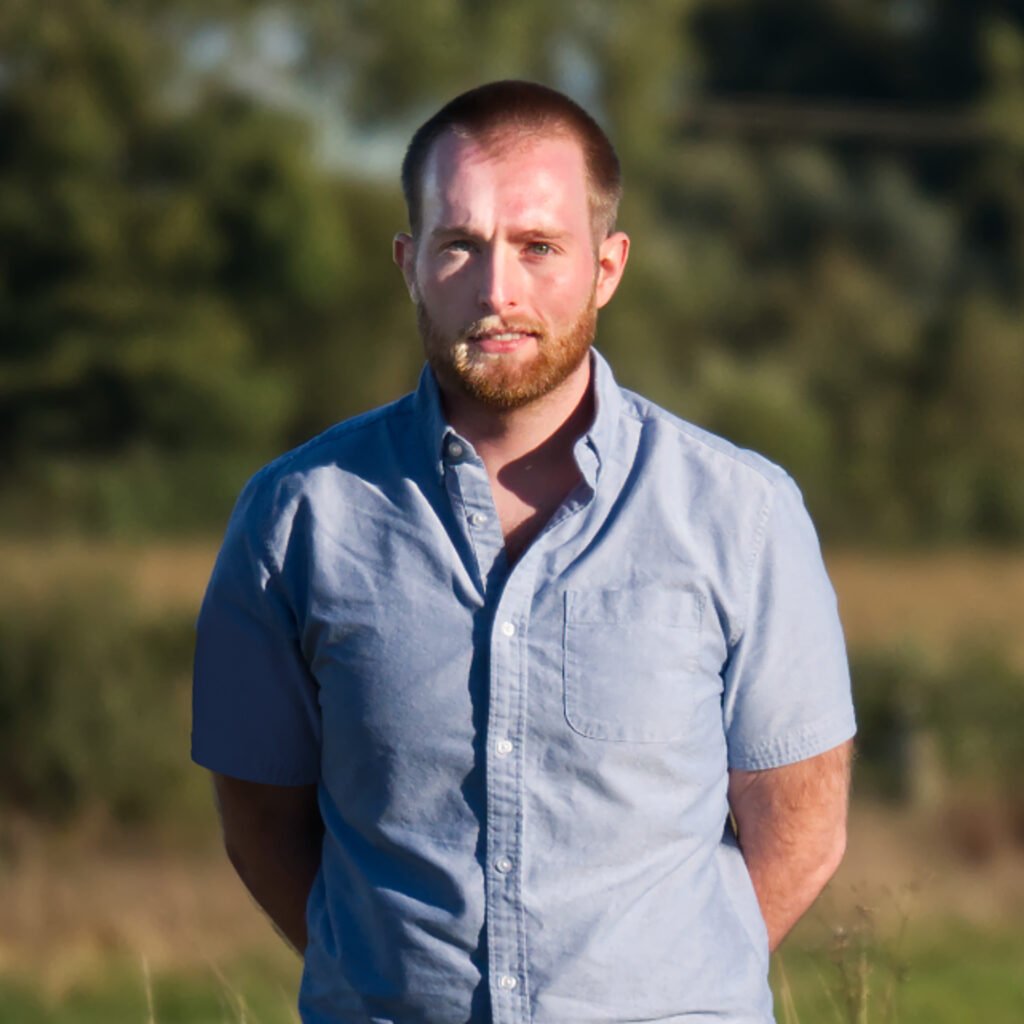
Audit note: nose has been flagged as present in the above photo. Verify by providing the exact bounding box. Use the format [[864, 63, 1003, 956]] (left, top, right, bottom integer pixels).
[[477, 246, 519, 314]]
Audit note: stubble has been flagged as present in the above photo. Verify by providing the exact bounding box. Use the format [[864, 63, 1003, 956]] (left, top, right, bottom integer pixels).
[[416, 292, 598, 412]]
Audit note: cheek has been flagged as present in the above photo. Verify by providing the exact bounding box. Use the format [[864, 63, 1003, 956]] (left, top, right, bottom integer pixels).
[[416, 263, 463, 308], [419, 255, 475, 299], [541, 263, 597, 318], [417, 274, 477, 336]]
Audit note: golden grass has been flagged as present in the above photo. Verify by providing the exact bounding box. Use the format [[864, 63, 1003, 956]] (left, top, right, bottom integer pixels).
[[825, 548, 1024, 667], [0, 538, 218, 611], [3, 537, 1023, 663], [2, 800, 1021, 994], [0, 819, 295, 991]]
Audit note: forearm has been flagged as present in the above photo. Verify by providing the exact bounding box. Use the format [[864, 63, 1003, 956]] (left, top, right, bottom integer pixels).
[[225, 827, 323, 953], [213, 775, 324, 955], [729, 739, 852, 952], [737, 814, 846, 951]]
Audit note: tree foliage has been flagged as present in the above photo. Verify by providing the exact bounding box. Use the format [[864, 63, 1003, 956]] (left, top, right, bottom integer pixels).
[[1, 0, 1021, 541]]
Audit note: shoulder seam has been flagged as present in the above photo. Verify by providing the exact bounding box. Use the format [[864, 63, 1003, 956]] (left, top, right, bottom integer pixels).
[[618, 391, 784, 486], [238, 396, 417, 577], [730, 474, 783, 647], [269, 397, 415, 475]]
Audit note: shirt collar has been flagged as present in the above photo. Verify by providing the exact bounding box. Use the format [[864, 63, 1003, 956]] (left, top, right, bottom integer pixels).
[[412, 363, 459, 479], [575, 347, 623, 489], [413, 347, 623, 486]]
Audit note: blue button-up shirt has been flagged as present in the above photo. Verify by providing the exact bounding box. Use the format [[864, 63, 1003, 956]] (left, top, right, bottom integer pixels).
[[193, 350, 855, 1024]]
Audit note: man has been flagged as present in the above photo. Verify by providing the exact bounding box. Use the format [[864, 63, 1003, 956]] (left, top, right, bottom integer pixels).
[[193, 80, 855, 1024]]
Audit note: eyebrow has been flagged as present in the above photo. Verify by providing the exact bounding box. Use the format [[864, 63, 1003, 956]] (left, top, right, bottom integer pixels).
[[429, 225, 476, 240], [428, 224, 572, 241]]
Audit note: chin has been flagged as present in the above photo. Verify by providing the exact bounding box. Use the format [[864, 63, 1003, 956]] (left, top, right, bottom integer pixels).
[[453, 350, 589, 411], [417, 298, 597, 411]]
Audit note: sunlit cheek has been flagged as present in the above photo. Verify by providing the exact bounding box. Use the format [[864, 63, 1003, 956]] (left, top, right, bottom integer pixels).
[[537, 263, 597, 315]]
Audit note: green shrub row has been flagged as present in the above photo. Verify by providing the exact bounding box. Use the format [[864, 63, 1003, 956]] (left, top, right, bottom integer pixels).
[[0, 585, 197, 825], [2, 584, 1022, 825], [851, 644, 1024, 803]]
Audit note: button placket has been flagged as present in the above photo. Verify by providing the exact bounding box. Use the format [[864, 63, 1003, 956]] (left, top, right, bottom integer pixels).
[[442, 446, 505, 595], [485, 561, 538, 1024], [485, 610, 523, 1021]]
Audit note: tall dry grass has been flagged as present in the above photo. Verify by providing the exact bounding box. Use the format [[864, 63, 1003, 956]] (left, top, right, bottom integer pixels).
[[5, 538, 1024, 662]]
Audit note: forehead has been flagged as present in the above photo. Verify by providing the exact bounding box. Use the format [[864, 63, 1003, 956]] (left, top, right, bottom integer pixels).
[[419, 129, 591, 229]]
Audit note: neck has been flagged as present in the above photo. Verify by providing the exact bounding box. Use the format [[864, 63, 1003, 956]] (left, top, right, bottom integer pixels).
[[440, 357, 594, 475]]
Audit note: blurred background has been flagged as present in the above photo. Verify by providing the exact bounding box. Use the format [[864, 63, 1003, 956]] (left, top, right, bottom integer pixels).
[[1, 1, 1022, 1021]]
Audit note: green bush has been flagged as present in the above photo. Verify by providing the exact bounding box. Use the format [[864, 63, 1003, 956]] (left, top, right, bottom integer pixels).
[[851, 643, 1024, 803], [0, 449, 265, 538], [3, 583, 1022, 829], [0, 584, 196, 824]]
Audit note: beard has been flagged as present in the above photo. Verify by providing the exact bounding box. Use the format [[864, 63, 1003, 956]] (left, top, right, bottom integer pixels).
[[416, 292, 598, 412]]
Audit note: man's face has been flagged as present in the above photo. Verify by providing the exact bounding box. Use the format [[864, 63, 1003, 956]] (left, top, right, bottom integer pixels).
[[395, 129, 628, 411]]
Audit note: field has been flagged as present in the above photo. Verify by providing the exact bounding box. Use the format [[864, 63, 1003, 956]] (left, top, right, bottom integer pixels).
[[4, 539, 1024, 663], [2, 540, 1023, 1021]]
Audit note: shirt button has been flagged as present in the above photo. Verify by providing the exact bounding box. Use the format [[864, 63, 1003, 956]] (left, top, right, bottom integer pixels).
[[469, 511, 488, 527], [500, 621, 516, 637], [495, 856, 513, 874], [498, 974, 518, 990], [447, 441, 464, 459], [495, 738, 513, 757]]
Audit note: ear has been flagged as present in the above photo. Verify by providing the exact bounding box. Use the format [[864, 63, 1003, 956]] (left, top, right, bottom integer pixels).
[[594, 231, 630, 310], [393, 232, 419, 302]]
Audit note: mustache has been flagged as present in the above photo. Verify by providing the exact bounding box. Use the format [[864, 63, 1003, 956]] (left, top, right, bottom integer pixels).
[[461, 317, 544, 340]]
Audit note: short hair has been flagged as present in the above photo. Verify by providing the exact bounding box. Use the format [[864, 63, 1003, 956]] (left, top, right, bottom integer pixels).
[[401, 80, 622, 240]]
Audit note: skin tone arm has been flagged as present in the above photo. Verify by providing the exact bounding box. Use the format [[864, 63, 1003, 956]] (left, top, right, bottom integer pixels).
[[728, 738, 853, 952], [212, 772, 324, 955]]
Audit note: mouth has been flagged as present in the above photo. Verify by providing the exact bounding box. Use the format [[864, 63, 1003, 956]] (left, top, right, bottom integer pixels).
[[466, 327, 540, 353]]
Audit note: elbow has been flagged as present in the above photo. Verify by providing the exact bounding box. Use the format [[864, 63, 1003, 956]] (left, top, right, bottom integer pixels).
[[817, 822, 848, 888], [222, 833, 267, 895], [221, 830, 251, 879]]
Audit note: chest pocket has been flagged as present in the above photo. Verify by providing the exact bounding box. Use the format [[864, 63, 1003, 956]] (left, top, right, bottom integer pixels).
[[562, 586, 704, 742]]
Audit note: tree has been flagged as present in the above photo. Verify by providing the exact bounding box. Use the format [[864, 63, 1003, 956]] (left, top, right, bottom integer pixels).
[[0, 1, 355, 530]]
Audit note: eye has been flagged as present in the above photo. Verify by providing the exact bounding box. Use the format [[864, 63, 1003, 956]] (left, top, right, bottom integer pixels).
[[526, 242, 554, 256], [443, 239, 475, 254]]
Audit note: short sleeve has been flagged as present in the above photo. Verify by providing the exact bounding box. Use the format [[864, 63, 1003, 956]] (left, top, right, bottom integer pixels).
[[191, 473, 322, 785], [721, 474, 856, 771]]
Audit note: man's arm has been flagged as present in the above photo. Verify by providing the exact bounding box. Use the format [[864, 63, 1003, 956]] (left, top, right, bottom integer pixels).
[[727, 738, 853, 952], [212, 772, 324, 955]]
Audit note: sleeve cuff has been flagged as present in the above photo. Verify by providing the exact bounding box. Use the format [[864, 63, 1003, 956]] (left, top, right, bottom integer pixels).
[[727, 707, 857, 772]]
